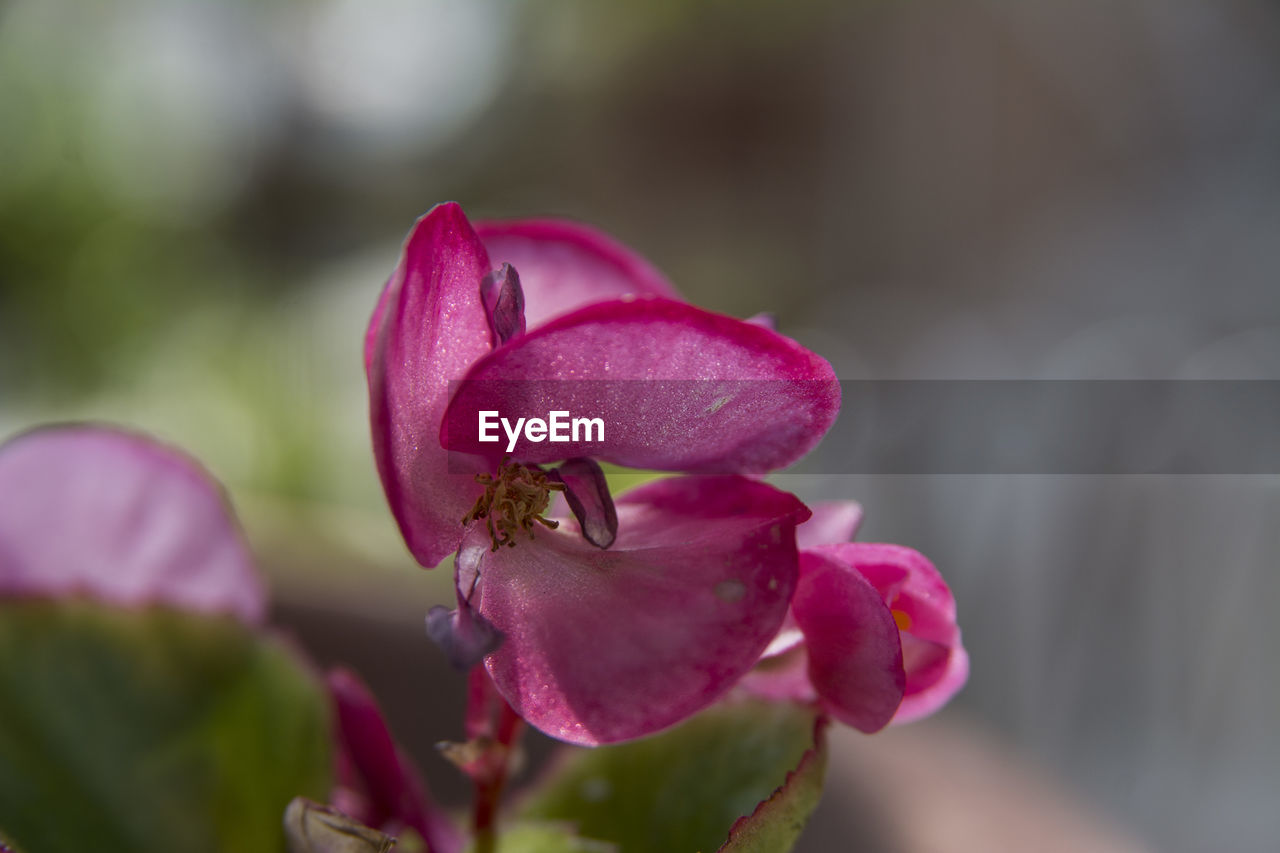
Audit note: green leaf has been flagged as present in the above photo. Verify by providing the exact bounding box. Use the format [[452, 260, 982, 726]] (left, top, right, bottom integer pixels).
[[519, 700, 825, 853], [0, 601, 332, 853], [718, 719, 827, 853], [473, 823, 618, 853], [598, 463, 665, 497]]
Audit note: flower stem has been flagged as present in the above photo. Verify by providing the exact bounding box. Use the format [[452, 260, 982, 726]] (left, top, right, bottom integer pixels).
[[465, 668, 524, 853]]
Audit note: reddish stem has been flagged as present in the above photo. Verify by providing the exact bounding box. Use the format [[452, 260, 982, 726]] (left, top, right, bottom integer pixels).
[[465, 668, 524, 853]]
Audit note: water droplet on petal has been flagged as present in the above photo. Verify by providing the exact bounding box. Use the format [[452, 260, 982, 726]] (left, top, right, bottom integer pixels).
[[715, 578, 746, 602]]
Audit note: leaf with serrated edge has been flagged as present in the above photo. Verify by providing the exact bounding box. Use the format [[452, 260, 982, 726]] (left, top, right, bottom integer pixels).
[[519, 700, 824, 852], [719, 719, 828, 852]]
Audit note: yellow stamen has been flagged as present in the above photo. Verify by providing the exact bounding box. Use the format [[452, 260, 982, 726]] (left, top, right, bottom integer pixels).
[[462, 459, 565, 551], [892, 609, 912, 632]]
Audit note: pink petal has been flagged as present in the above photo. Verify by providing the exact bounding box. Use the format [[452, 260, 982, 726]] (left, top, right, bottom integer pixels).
[[891, 591, 959, 648], [760, 610, 805, 658], [328, 668, 462, 852], [363, 270, 393, 374], [899, 633, 952, 694], [893, 644, 970, 724], [816, 543, 957, 644], [478, 476, 809, 745], [0, 425, 264, 623], [442, 298, 841, 475], [366, 202, 494, 568], [792, 550, 905, 733], [737, 644, 817, 704], [809, 543, 968, 724], [475, 218, 680, 329], [795, 501, 864, 549]]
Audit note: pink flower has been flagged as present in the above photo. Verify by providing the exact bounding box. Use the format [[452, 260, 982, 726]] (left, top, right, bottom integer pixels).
[[743, 502, 969, 731], [365, 203, 840, 744], [0, 424, 264, 622]]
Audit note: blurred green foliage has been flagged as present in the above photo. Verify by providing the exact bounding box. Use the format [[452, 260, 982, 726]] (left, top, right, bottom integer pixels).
[[0, 601, 332, 853], [521, 700, 823, 852], [0, 0, 863, 506]]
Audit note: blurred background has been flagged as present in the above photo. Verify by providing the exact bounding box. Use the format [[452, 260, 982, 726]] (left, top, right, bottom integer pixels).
[[2, 1, 1277, 850]]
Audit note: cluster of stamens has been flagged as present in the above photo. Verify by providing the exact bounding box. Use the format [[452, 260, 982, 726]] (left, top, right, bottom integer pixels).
[[462, 459, 565, 551]]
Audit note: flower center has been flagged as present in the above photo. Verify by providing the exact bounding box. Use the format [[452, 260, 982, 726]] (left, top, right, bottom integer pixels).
[[462, 459, 566, 551]]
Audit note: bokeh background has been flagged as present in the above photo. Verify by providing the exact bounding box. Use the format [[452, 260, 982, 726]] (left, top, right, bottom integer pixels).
[[2, 1, 1278, 851]]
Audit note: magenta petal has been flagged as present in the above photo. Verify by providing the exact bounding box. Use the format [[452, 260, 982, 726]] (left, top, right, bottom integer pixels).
[[899, 633, 952, 694], [443, 298, 841, 475], [792, 551, 905, 733], [548, 458, 618, 549], [760, 610, 805, 658], [328, 669, 462, 852], [475, 218, 679, 329], [480, 263, 526, 346], [816, 543, 957, 644], [854, 543, 956, 617], [894, 644, 970, 725], [891, 591, 958, 648], [796, 501, 864, 549], [0, 425, 264, 623], [329, 668, 415, 825], [363, 271, 394, 373], [810, 543, 967, 723], [738, 644, 817, 704], [366, 202, 494, 568], [479, 476, 809, 745]]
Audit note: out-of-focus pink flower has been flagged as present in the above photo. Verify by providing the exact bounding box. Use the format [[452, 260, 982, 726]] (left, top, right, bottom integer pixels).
[[0, 425, 462, 843], [0, 424, 264, 623], [0, 425, 465, 842], [365, 203, 838, 744], [743, 502, 968, 731]]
